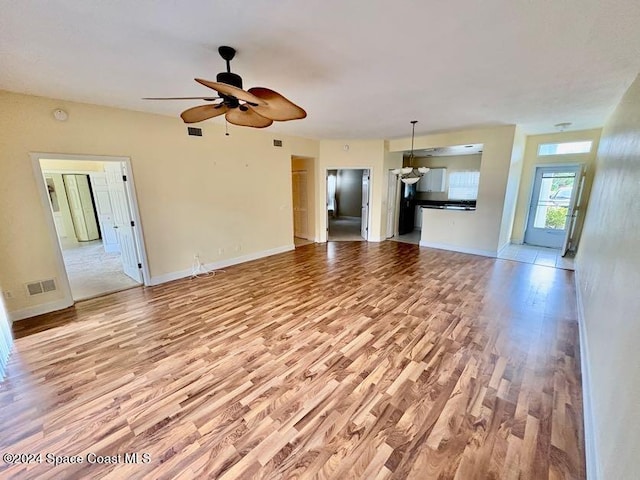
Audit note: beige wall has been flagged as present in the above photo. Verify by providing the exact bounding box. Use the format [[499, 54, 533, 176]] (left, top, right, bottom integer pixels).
[[291, 156, 316, 241], [0, 90, 319, 315], [318, 139, 386, 241], [389, 125, 517, 256], [498, 126, 526, 250], [511, 129, 601, 244], [575, 75, 640, 480]]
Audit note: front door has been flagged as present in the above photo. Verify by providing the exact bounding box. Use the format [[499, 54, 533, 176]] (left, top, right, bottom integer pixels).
[[524, 165, 581, 248], [104, 163, 142, 283]]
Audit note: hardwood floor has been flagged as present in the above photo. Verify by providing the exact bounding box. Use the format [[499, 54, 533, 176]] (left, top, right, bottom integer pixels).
[[1, 242, 585, 479]]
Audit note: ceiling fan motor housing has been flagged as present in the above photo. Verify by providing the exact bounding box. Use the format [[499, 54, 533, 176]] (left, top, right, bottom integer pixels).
[[216, 71, 243, 89]]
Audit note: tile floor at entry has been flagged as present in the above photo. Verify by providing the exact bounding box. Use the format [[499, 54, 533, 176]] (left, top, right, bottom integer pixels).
[[498, 243, 575, 270], [62, 240, 141, 300], [389, 230, 421, 245]]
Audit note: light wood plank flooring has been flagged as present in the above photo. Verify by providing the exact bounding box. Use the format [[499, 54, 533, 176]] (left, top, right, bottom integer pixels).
[[1, 242, 584, 479]]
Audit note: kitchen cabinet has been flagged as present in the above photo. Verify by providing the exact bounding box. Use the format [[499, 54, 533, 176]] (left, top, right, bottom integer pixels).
[[417, 168, 446, 193]]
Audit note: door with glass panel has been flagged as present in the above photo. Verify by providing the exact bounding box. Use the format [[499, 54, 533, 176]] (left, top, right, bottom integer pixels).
[[524, 165, 581, 249]]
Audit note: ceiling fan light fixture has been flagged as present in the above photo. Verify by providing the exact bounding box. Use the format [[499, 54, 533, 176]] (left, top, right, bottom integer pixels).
[[144, 46, 307, 130], [401, 176, 421, 185], [393, 121, 431, 184]]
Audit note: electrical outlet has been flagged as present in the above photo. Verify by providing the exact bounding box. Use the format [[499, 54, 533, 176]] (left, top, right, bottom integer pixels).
[[234, 244, 241, 252], [218, 248, 224, 255]]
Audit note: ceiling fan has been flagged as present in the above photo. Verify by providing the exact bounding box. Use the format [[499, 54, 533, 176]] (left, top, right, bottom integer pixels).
[[144, 46, 307, 128]]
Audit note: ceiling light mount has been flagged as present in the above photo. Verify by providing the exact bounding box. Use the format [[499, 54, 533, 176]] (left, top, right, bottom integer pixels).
[[52, 108, 68, 121], [216, 46, 243, 89], [554, 122, 572, 131]]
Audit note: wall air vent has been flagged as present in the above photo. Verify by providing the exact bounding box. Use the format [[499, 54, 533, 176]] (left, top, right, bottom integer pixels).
[[273, 139, 283, 147], [187, 127, 203, 137], [26, 279, 57, 296]]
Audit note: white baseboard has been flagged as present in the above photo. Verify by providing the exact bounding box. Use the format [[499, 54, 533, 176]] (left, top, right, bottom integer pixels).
[[368, 235, 384, 242], [574, 270, 600, 480], [418, 241, 497, 258], [149, 244, 295, 286], [510, 237, 524, 245], [497, 242, 510, 257], [9, 297, 74, 323]]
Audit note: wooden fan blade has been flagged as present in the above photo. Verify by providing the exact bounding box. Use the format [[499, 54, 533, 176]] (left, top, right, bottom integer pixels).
[[247, 87, 307, 121], [143, 96, 221, 101], [195, 78, 267, 106], [180, 104, 228, 123], [225, 108, 273, 128]]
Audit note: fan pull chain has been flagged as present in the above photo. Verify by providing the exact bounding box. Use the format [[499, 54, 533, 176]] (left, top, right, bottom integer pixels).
[[225, 119, 230, 136]]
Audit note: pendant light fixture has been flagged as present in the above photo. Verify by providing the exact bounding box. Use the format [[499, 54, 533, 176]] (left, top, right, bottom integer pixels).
[[392, 120, 430, 184]]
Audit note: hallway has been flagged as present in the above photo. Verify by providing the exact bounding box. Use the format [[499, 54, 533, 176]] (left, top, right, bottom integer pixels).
[[327, 216, 364, 241]]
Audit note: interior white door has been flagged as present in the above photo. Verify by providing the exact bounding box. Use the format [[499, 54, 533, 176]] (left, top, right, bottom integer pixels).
[[386, 171, 398, 238], [104, 163, 142, 283], [90, 173, 120, 253], [291, 171, 308, 239], [63, 175, 90, 241], [361, 170, 370, 240], [524, 165, 581, 248], [561, 165, 586, 256]]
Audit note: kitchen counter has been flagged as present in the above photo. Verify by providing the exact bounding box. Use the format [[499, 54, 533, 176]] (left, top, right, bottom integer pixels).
[[417, 200, 476, 211]]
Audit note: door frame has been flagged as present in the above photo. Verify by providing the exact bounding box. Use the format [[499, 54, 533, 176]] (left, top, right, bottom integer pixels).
[[523, 162, 583, 248], [30, 152, 150, 309], [323, 167, 372, 242], [387, 170, 401, 238]]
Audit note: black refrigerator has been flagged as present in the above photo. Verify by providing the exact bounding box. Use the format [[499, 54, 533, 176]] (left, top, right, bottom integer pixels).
[[398, 182, 416, 235]]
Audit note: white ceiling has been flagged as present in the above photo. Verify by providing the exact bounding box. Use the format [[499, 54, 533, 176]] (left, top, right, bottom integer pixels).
[[1, 0, 639, 139]]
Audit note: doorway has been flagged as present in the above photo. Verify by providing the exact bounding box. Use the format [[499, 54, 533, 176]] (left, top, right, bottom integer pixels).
[[326, 169, 370, 241], [524, 165, 582, 250], [34, 154, 148, 302]]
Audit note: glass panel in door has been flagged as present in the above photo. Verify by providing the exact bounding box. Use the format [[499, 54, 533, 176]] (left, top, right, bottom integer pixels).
[[524, 166, 579, 248]]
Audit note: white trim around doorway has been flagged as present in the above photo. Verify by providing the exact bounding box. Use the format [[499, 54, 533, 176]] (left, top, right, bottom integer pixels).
[[28, 152, 151, 317], [323, 167, 374, 243]]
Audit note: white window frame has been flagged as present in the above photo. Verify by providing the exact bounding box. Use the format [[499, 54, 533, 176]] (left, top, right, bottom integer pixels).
[[537, 141, 592, 156], [448, 171, 480, 200]]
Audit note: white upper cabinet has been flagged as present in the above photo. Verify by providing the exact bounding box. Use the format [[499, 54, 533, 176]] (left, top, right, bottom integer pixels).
[[417, 168, 446, 192]]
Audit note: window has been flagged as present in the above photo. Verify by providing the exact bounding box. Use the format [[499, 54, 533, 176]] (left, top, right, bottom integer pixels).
[[448, 171, 480, 200], [537, 141, 592, 156]]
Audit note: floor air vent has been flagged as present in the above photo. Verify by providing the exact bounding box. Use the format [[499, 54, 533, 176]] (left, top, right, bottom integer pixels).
[[26, 279, 57, 296]]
